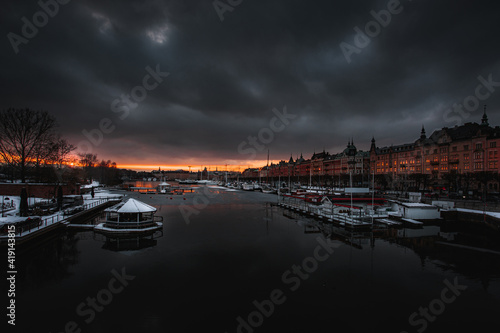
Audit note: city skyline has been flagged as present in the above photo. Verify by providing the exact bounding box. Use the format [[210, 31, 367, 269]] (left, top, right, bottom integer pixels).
[[124, 110, 497, 174], [2, 0, 500, 171]]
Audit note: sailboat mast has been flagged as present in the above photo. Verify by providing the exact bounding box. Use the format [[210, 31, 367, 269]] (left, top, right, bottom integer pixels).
[[372, 168, 375, 225], [309, 164, 312, 189], [267, 149, 270, 185], [350, 171, 353, 217]]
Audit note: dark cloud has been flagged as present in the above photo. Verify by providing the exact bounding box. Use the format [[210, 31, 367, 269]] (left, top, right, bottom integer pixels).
[[2, 0, 500, 169]]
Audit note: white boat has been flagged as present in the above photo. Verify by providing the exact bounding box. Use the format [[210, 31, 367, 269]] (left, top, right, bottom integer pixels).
[[242, 183, 254, 191], [261, 185, 277, 194], [179, 179, 198, 185], [197, 180, 217, 185], [389, 201, 441, 220]]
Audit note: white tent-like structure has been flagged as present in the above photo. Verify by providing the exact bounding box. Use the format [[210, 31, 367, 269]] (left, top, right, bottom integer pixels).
[[100, 198, 161, 230], [158, 182, 171, 193], [116, 198, 156, 214]]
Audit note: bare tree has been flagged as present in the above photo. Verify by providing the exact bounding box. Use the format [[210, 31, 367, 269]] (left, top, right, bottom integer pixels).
[[50, 138, 76, 167], [78, 153, 98, 183], [0, 108, 57, 183], [47, 138, 77, 183]]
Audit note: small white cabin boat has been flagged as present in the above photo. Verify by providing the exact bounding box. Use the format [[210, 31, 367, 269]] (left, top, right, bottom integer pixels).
[[242, 183, 255, 191], [389, 201, 441, 220], [95, 198, 163, 235]]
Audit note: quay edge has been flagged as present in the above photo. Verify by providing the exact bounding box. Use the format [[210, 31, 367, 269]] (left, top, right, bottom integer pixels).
[[0, 199, 119, 246]]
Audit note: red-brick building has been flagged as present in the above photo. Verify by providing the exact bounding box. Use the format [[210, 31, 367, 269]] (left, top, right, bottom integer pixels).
[[0, 183, 80, 199], [257, 112, 500, 194], [370, 112, 500, 193], [261, 141, 371, 186]]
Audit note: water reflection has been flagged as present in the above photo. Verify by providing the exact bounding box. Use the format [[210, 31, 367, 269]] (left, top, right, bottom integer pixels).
[[278, 205, 500, 292], [18, 230, 80, 289], [13, 188, 500, 333], [94, 230, 163, 252]]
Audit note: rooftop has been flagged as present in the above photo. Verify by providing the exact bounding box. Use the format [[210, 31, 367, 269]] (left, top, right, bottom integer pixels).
[[106, 198, 157, 214]]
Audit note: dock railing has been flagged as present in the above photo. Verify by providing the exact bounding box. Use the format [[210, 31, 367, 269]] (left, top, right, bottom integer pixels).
[[4, 197, 118, 237]]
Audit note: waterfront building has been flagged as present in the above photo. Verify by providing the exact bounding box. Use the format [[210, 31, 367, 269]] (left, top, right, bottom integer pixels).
[[262, 142, 370, 187], [370, 111, 500, 193], [242, 168, 260, 179], [261, 111, 499, 194]]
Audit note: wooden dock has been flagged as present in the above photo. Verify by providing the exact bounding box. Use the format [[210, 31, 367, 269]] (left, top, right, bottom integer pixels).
[[128, 186, 195, 193], [276, 202, 373, 229], [66, 224, 96, 229]]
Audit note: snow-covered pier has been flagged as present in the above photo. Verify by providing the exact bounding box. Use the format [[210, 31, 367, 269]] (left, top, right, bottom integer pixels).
[[0, 198, 119, 245], [276, 200, 373, 229]]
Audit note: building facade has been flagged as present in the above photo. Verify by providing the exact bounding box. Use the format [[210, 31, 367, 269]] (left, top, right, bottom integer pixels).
[[259, 141, 371, 187], [370, 112, 500, 193], [247, 112, 499, 194]]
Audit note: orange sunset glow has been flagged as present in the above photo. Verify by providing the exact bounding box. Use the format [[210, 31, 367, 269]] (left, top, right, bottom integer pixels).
[[117, 160, 282, 172]]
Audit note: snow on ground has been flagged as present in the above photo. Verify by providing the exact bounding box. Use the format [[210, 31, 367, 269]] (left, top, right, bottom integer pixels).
[[1, 195, 120, 237], [82, 189, 123, 205], [0, 210, 65, 237], [81, 180, 100, 189], [1, 188, 123, 237], [0, 216, 28, 227], [1, 195, 47, 216], [0, 195, 19, 215]]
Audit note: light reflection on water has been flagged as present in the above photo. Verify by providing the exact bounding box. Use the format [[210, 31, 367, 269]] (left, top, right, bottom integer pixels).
[[13, 188, 500, 333]]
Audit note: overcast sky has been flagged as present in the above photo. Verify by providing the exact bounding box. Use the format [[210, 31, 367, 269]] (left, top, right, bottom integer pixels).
[[2, 0, 500, 170]]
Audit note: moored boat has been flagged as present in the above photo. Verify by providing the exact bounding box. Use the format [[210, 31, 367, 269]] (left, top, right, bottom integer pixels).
[[242, 183, 255, 191]]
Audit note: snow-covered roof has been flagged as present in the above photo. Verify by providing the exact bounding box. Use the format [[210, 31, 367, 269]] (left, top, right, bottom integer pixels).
[[116, 198, 156, 213], [400, 202, 436, 209]]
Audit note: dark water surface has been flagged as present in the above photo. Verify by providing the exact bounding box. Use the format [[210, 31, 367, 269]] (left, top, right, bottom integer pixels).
[[12, 187, 500, 333]]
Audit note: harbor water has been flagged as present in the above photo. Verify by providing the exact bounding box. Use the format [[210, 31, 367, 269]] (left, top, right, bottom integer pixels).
[[11, 186, 500, 333]]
